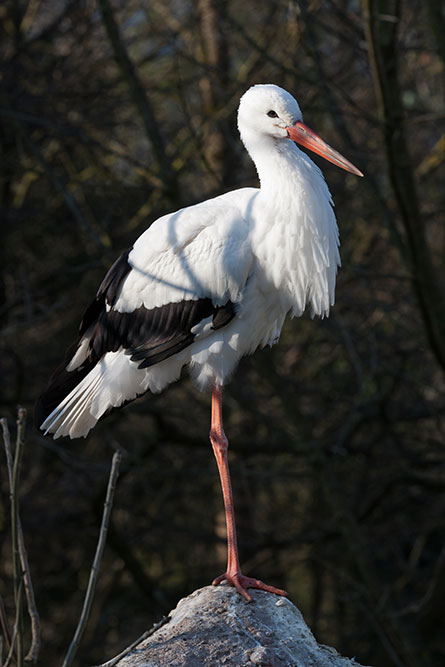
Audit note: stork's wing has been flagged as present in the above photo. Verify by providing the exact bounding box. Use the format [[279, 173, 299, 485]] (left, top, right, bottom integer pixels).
[[79, 190, 254, 367], [35, 190, 256, 429], [114, 189, 256, 312]]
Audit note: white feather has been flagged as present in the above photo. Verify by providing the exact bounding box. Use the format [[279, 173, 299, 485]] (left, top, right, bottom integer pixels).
[[113, 189, 256, 313]]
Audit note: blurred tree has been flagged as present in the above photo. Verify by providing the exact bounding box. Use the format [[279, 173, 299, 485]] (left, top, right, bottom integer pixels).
[[0, 1, 443, 665]]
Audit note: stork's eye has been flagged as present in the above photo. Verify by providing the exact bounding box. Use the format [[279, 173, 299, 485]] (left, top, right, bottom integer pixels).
[[267, 110, 278, 118]]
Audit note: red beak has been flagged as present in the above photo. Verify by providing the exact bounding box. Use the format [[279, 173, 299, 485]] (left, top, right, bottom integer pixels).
[[286, 121, 363, 177]]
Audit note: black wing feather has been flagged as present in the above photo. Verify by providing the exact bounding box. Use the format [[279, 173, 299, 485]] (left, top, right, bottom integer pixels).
[[35, 248, 236, 428], [79, 249, 132, 337]]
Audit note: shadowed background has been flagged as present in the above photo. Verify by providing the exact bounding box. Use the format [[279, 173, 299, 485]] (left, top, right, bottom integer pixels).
[[1, 1, 444, 665]]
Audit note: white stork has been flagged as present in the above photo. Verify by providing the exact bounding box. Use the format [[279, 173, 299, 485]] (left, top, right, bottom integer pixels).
[[36, 84, 362, 601]]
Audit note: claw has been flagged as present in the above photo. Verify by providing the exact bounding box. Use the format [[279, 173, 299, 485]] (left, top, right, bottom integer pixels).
[[212, 571, 287, 602]]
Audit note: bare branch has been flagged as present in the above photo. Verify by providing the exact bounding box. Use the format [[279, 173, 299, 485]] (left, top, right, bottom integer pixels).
[[62, 450, 122, 667], [1, 412, 40, 665], [98, 0, 179, 201], [0, 591, 12, 662], [93, 615, 170, 667], [2, 581, 22, 667], [19, 532, 40, 664], [1, 409, 26, 667], [362, 0, 445, 371]]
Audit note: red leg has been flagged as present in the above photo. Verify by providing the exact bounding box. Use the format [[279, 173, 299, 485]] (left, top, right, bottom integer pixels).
[[209, 384, 287, 602]]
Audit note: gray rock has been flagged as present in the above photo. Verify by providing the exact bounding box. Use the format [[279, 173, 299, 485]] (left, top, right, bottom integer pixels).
[[99, 585, 370, 667]]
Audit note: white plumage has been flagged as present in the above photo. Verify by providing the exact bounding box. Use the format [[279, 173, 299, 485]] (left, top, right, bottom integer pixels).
[[37, 84, 361, 441]]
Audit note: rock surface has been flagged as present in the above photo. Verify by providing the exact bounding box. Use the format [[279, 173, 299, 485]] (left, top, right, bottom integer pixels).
[[101, 585, 368, 666]]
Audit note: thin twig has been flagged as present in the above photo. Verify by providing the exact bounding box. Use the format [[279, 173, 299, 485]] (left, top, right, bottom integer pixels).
[[14, 409, 26, 667], [62, 451, 122, 667], [19, 525, 41, 664], [2, 580, 22, 667], [0, 594, 12, 660], [1, 420, 14, 667], [93, 615, 171, 667], [1, 417, 14, 487], [3, 409, 27, 667], [0, 420, 13, 660], [1, 415, 41, 664]]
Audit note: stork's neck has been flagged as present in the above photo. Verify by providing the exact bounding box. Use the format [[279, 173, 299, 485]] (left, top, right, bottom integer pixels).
[[241, 130, 306, 191], [254, 136, 303, 190], [244, 131, 341, 319]]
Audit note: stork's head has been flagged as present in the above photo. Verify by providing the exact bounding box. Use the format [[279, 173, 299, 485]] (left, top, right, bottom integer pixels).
[[238, 84, 303, 141], [238, 84, 363, 177]]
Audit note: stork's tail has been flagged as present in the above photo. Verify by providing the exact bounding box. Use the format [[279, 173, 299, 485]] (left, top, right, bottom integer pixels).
[[35, 351, 146, 439], [36, 369, 101, 439]]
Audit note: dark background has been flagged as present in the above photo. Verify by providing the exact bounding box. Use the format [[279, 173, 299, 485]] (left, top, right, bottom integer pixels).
[[1, 1, 444, 665]]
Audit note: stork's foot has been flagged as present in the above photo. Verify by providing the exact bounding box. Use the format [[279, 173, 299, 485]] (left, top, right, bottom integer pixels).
[[212, 571, 287, 602]]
